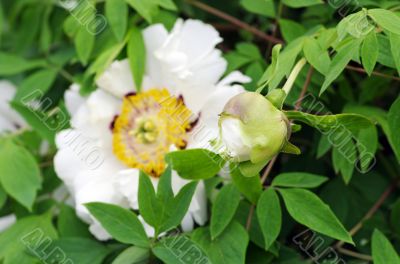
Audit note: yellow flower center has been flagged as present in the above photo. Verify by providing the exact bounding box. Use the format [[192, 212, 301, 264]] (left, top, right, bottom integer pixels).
[[112, 89, 192, 177]]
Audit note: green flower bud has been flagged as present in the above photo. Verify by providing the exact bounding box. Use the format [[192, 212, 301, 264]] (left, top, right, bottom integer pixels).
[[219, 92, 290, 163]]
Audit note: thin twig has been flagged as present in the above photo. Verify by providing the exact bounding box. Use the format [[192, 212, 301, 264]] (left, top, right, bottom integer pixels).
[[346, 65, 400, 82], [261, 156, 278, 184], [187, 1, 400, 83], [335, 179, 399, 248], [337, 247, 373, 261], [295, 67, 314, 110], [246, 156, 278, 230], [186, 0, 283, 45], [39, 160, 54, 168], [246, 204, 255, 230]]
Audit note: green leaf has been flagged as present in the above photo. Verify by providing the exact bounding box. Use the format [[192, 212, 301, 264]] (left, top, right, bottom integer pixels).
[[238, 159, 268, 177], [0, 139, 41, 210], [152, 236, 209, 264], [372, 229, 400, 264], [388, 96, 400, 162], [106, 0, 128, 41], [53, 238, 111, 264], [75, 24, 95, 65], [279, 19, 306, 43], [230, 165, 262, 204], [272, 172, 328, 188], [112, 246, 150, 264], [210, 184, 241, 239], [278, 188, 353, 244], [192, 221, 249, 264], [159, 181, 198, 233], [390, 33, 400, 76], [0, 2, 3, 44], [138, 172, 161, 229], [85, 202, 150, 247], [0, 52, 45, 76], [166, 149, 225, 180], [154, 0, 177, 11], [10, 101, 62, 145], [259, 39, 304, 91], [361, 31, 378, 76], [285, 111, 373, 134], [15, 69, 58, 100], [125, 0, 157, 23], [368, 9, 400, 35], [337, 10, 373, 39], [89, 41, 126, 78], [303, 37, 330, 75], [157, 166, 174, 202], [257, 188, 281, 250], [282, 0, 323, 8], [0, 185, 6, 209], [39, 6, 52, 52], [57, 204, 92, 238], [332, 140, 356, 184], [0, 214, 57, 263], [321, 39, 361, 94], [127, 27, 146, 91], [240, 0, 275, 18]]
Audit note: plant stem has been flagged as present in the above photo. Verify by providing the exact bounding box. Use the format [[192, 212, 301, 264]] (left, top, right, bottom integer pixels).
[[335, 179, 399, 248], [337, 247, 373, 261], [295, 67, 314, 110], [346, 65, 400, 82], [187, 1, 400, 83], [282, 58, 307, 96]]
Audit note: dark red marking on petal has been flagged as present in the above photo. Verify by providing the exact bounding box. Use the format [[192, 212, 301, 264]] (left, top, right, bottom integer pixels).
[[109, 115, 119, 131], [125, 91, 137, 98], [177, 94, 185, 104], [186, 112, 201, 132]]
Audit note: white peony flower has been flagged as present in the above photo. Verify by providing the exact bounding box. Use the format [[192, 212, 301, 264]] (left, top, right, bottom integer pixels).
[[54, 19, 250, 240]]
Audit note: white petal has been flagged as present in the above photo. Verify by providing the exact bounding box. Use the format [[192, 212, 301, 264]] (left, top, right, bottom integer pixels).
[[173, 19, 223, 66], [190, 181, 208, 225], [221, 118, 252, 161], [114, 169, 140, 210], [138, 216, 156, 237], [187, 84, 245, 150], [217, 71, 251, 87], [65, 83, 85, 116], [0, 115, 15, 132], [96, 60, 135, 98], [0, 80, 25, 130], [143, 24, 169, 87], [0, 214, 16, 232], [89, 220, 112, 241], [181, 213, 194, 232]]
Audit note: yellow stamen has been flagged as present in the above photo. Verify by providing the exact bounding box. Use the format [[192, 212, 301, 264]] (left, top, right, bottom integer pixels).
[[112, 89, 192, 177]]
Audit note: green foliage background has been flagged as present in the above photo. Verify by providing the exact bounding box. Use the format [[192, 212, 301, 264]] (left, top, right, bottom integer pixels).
[[0, 0, 400, 263]]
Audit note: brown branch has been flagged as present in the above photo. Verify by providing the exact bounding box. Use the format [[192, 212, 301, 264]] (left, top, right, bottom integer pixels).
[[346, 65, 400, 82], [295, 67, 314, 110], [186, 0, 283, 45], [246, 204, 255, 230], [335, 180, 399, 249], [337, 248, 373, 261], [187, 1, 400, 83]]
